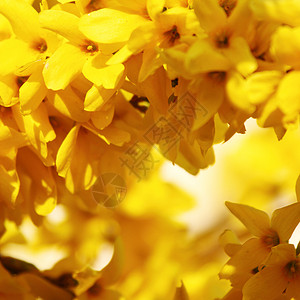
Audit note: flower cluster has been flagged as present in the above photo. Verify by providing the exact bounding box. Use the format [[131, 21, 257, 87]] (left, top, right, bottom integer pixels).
[[0, 0, 299, 224], [0, 0, 299, 299]]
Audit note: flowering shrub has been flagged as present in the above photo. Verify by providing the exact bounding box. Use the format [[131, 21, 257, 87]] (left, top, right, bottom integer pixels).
[[0, 0, 299, 299]]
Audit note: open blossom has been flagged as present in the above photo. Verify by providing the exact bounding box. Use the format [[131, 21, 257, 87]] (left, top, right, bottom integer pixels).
[[243, 244, 300, 300], [220, 202, 300, 289]]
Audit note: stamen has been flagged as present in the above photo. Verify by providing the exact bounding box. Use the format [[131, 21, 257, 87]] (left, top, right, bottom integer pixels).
[[261, 230, 280, 248], [215, 32, 230, 48], [85, 0, 104, 13], [81, 41, 99, 55], [219, 0, 237, 17], [32, 39, 48, 53], [283, 260, 300, 280], [16, 76, 29, 88], [207, 71, 226, 83], [164, 25, 180, 46]]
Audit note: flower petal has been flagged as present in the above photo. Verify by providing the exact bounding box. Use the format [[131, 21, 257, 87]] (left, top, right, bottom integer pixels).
[[47, 87, 90, 122], [223, 36, 257, 77], [242, 265, 287, 300], [79, 8, 148, 44], [19, 64, 47, 114], [219, 238, 270, 289], [185, 39, 230, 75], [276, 71, 300, 116], [147, 0, 165, 21], [226, 71, 255, 114], [250, 0, 300, 27], [193, 0, 227, 32], [0, 39, 37, 76], [271, 26, 300, 68], [271, 202, 300, 242], [0, 75, 18, 107], [43, 43, 86, 90], [225, 202, 270, 237], [39, 10, 85, 44], [0, 0, 41, 43], [246, 71, 282, 105], [84, 85, 116, 112], [82, 54, 125, 89]]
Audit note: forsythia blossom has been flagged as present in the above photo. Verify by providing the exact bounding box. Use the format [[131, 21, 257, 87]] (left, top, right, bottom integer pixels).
[[0, 0, 299, 299]]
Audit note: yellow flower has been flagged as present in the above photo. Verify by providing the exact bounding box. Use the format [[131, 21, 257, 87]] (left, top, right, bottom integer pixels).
[[188, 0, 257, 77], [39, 9, 127, 91], [0, 0, 54, 113], [126, 5, 198, 82], [243, 244, 300, 300], [220, 202, 300, 289]]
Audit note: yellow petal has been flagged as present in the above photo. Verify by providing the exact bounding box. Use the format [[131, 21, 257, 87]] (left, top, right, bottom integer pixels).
[[17, 104, 56, 161], [271, 26, 300, 68], [0, 162, 19, 206], [147, 0, 165, 21], [256, 95, 283, 128], [43, 43, 86, 90], [246, 71, 282, 105], [185, 39, 230, 75], [139, 67, 169, 114], [79, 8, 148, 44], [57, 126, 104, 192], [47, 87, 90, 122], [225, 202, 270, 237], [219, 229, 241, 257], [276, 71, 300, 115], [91, 105, 114, 130], [173, 140, 214, 175], [271, 202, 300, 242], [0, 39, 37, 76], [0, 74, 18, 107], [223, 36, 257, 77], [127, 23, 156, 53], [0, 14, 12, 41], [82, 54, 125, 89], [192, 78, 224, 131], [17, 147, 57, 216], [266, 244, 296, 265], [0, 122, 28, 152], [39, 10, 85, 44], [19, 64, 47, 114], [138, 48, 163, 82], [226, 71, 255, 113], [106, 45, 133, 65], [219, 238, 270, 289], [242, 265, 287, 300], [56, 124, 80, 178], [0, 0, 41, 43], [97, 124, 131, 146], [84, 85, 116, 111], [193, 0, 227, 32], [250, 0, 300, 27]]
